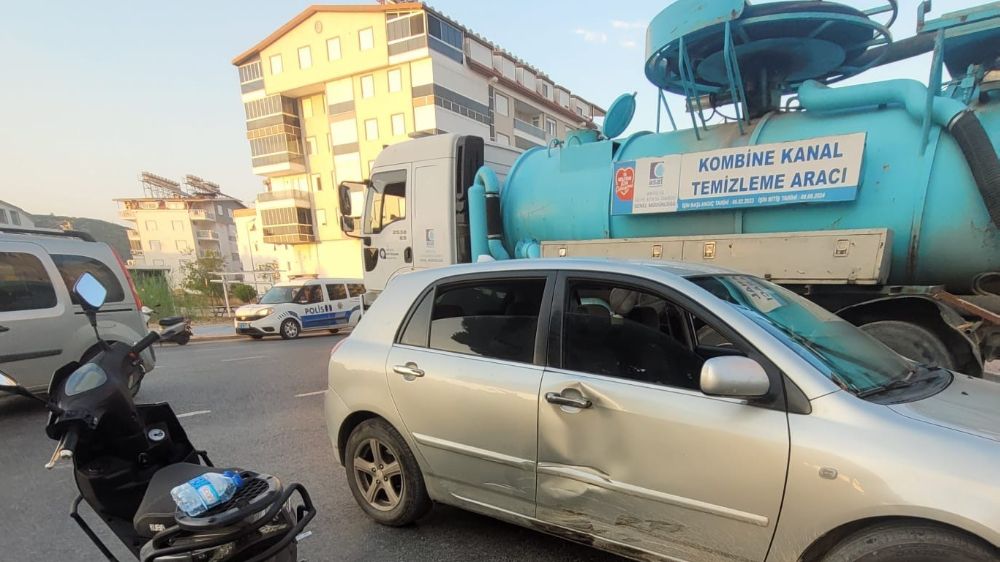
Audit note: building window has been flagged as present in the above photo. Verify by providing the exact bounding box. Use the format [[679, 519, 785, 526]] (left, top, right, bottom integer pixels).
[[427, 13, 463, 59], [360, 74, 375, 98], [269, 54, 283, 76], [306, 136, 317, 155], [364, 118, 379, 140], [297, 46, 312, 69], [302, 98, 313, 118], [317, 209, 327, 225], [312, 173, 323, 191], [327, 37, 342, 60], [540, 82, 551, 98], [145, 220, 157, 231], [10, 210, 21, 225], [172, 220, 183, 231], [388, 68, 402, 93], [148, 240, 161, 251], [546, 118, 556, 136], [216, 204, 224, 216], [359, 27, 374, 51], [175, 240, 189, 251], [496, 132, 510, 146], [576, 105, 585, 116], [387, 11, 425, 42], [0, 209, 7, 224], [391, 113, 406, 136], [495, 93, 509, 117], [238, 60, 263, 84]]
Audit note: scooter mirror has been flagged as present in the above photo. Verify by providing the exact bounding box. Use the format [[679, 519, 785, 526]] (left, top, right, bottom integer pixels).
[[73, 272, 108, 312]]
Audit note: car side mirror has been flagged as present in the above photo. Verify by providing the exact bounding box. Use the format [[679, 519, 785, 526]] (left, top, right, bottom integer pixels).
[[699, 356, 770, 398], [73, 272, 107, 312]]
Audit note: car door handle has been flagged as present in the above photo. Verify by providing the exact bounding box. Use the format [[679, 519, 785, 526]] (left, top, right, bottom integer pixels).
[[545, 392, 592, 409], [393, 363, 425, 377]]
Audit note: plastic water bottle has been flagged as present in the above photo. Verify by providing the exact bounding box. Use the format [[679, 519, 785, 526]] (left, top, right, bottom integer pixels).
[[170, 470, 244, 517]]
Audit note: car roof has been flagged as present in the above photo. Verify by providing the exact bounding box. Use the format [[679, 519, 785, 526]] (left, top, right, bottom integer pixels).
[[0, 230, 114, 257], [396, 258, 736, 285]]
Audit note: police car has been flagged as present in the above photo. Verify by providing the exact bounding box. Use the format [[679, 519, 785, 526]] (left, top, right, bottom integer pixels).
[[234, 277, 364, 340]]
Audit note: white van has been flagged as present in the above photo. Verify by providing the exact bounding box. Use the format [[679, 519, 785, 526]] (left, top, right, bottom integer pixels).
[[234, 277, 364, 340]]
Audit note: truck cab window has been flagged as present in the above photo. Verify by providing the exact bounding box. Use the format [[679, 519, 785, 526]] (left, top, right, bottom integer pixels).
[[364, 169, 406, 234]]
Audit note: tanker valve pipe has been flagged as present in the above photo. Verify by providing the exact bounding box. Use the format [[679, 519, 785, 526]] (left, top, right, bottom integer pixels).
[[798, 79, 1000, 228], [467, 166, 510, 261]]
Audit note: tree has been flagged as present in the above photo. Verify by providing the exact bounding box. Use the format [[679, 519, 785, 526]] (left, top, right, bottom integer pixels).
[[180, 254, 225, 297], [232, 283, 257, 303]]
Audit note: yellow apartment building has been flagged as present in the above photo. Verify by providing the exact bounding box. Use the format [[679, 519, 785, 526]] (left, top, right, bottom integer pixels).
[[231, 2, 604, 279]]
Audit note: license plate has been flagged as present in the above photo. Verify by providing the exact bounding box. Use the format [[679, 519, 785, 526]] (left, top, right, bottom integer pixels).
[[238, 322, 250, 329]]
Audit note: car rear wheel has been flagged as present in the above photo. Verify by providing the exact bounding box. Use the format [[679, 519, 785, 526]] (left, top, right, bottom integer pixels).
[[279, 319, 300, 340], [822, 521, 996, 562], [344, 419, 430, 526]]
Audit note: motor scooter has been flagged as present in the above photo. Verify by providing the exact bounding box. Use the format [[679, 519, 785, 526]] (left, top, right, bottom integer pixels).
[[0, 272, 315, 561], [141, 305, 193, 346]]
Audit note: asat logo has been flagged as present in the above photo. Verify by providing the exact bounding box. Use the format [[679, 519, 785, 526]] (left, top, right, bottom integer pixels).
[[615, 166, 635, 201], [649, 161, 665, 187]]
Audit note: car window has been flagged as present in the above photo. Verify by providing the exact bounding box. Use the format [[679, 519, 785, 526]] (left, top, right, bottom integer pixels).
[[400, 279, 546, 363], [0, 252, 58, 312], [347, 283, 365, 297], [295, 285, 323, 304], [51, 254, 126, 304], [398, 290, 433, 347], [326, 284, 347, 300], [562, 280, 714, 390], [364, 170, 406, 234]]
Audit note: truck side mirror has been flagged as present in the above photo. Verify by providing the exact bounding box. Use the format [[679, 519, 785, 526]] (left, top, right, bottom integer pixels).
[[338, 183, 353, 216], [339, 215, 356, 234]]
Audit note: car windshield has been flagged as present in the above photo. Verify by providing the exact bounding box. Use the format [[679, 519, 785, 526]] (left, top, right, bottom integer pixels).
[[690, 274, 912, 393], [259, 286, 298, 304]]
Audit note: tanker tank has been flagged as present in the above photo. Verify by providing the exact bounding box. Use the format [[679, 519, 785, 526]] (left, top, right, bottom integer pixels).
[[467, 0, 1000, 374]]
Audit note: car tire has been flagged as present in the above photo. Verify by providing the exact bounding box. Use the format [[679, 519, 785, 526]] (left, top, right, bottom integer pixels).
[[344, 419, 431, 526], [250, 335, 264, 340], [822, 521, 996, 562], [279, 319, 301, 340]]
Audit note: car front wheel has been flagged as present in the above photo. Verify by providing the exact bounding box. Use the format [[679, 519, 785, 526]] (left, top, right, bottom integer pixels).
[[344, 419, 430, 526], [822, 521, 996, 562], [279, 319, 300, 340]]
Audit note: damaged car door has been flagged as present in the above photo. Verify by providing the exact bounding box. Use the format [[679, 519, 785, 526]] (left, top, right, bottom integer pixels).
[[534, 273, 790, 561]]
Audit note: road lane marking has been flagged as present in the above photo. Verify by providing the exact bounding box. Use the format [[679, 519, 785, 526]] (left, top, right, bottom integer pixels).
[[295, 390, 326, 398], [176, 410, 211, 418], [220, 355, 265, 363]]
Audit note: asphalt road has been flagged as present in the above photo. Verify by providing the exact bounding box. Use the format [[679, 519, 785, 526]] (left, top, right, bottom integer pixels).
[[0, 333, 623, 562]]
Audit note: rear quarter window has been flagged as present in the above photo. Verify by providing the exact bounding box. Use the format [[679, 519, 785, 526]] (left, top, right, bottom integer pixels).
[[51, 254, 126, 304]]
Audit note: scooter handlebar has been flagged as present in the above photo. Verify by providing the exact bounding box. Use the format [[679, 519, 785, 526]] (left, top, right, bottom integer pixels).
[[45, 426, 79, 469], [132, 331, 161, 355]]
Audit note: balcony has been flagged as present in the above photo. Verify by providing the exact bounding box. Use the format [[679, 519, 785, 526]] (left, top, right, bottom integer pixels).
[[196, 230, 219, 241], [250, 152, 306, 177], [262, 225, 314, 245], [257, 189, 311, 205], [513, 118, 546, 143], [119, 208, 137, 220], [189, 208, 216, 221]]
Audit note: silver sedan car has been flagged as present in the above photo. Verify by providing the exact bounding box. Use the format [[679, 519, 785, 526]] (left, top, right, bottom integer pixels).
[[325, 259, 1000, 562]]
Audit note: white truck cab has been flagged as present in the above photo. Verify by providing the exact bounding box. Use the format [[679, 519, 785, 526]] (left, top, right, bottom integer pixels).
[[338, 134, 519, 305], [234, 276, 364, 340]]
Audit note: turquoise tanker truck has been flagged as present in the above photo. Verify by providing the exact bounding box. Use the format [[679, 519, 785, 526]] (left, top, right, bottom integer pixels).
[[338, 0, 1000, 376]]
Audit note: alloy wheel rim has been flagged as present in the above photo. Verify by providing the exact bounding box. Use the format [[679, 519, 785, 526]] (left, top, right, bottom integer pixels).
[[353, 438, 403, 511], [285, 322, 298, 337]]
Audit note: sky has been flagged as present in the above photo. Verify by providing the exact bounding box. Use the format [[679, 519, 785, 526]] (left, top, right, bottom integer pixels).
[[0, 0, 985, 224]]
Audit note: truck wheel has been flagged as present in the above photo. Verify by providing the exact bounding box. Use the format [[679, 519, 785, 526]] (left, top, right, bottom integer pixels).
[[822, 521, 995, 562], [860, 320, 955, 369], [344, 419, 431, 526], [279, 319, 301, 340]]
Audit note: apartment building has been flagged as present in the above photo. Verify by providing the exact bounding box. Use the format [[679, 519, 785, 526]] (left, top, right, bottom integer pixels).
[[0, 200, 35, 229], [115, 173, 246, 285], [231, 2, 604, 279]]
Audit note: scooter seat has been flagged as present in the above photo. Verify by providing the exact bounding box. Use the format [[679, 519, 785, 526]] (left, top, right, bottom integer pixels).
[[158, 316, 185, 327], [133, 463, 234, 538]]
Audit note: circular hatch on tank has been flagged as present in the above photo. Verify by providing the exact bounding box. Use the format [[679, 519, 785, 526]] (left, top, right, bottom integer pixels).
[[602, 92, 637, 139]]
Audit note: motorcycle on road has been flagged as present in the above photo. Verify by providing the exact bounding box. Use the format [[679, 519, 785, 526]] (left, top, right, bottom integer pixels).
[[0, 272, 315, 561], [141, 305, 193, 346]]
